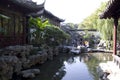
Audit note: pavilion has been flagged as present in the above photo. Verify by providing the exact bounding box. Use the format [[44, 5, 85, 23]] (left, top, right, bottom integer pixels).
[[99, 0, 120, 79], [100, 0, 120, 55]]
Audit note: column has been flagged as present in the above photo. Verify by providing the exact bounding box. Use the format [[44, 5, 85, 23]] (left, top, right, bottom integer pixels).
[[113, 18, 118, 55]]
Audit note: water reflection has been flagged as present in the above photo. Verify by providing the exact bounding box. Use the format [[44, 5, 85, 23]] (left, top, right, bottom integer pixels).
[[91, 53, 113, 61], [61, 56, 93, 80], [33, 53, 112, 80], [84, 53, 112, 80]]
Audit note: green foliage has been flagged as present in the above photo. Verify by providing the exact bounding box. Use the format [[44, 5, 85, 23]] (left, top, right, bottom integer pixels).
[[29, 17, 50, 44], [29, 17, 50, 30], [29, 17, 70, 46], [85, 55, 100, 80], [66, 23, 75, 29], [86, 53, 113, 80], [44, 26, 70, 46], [117, 19, 120, 43], [83, 31, 95, 47], [83, 30, 91, 40], [79, 2, 113, 41]]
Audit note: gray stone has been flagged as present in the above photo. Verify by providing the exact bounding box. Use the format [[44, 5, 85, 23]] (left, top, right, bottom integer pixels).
[[47, 47, 53, 60], [22, 73, 35, 78], [0, 56, 22, 79], [21, 69, 40, 78]]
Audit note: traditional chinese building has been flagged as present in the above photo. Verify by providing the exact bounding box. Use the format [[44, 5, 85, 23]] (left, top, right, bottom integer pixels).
[[99, 1, 120, 79], [100, 0, 120, 55], [0, 0, 44, 48]]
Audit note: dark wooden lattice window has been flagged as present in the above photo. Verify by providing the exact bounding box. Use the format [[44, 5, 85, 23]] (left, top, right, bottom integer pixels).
[[0, 13, 10, 35], [0, 10, 24, 36]]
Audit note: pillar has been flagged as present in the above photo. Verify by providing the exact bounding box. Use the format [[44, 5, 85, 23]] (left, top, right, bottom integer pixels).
[[113, 18, 118, 55]]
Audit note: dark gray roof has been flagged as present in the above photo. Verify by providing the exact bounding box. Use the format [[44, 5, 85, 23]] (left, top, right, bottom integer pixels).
[[31, 9, 64, 22], [12, 0, 44, 12], [29, 9, 44, 17], [100, 0, 120, 19], [44, 10, 64, 22], [0, 0, 44, 13], [3, 0, 64, 22]]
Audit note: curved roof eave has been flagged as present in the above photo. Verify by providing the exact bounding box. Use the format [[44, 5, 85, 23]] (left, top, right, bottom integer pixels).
[[29, 9, 45, 17], [44, 10, 65, 22], [100, 0, 120, 19], [8, 0, 45, 12]]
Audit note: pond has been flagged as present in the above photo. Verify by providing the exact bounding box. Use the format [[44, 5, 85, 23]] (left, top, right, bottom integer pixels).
[[31, 52, 112, 80]]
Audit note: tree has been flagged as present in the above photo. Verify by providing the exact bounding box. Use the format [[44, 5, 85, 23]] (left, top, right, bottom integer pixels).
[[29, 17, 50, 44], [79, 2, 113, 41], [29, 17, 70, 46]]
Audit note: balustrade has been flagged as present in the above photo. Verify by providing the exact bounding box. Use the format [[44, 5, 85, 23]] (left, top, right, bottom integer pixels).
[[113, 54, 120, 68]]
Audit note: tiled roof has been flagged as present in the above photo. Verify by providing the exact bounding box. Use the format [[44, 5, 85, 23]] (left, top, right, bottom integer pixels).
[[2, 0, 63, 21], [0, 0, 44, 13], [31, 9, 64, 22], [100, 0, 120, 19], [11, 0, 44, 12], [44, 10, 64, 22]]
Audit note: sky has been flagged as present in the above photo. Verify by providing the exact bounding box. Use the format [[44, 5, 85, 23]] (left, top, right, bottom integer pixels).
[[32, 0, 108, 24]]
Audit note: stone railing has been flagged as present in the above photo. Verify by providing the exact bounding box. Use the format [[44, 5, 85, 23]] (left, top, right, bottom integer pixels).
[[112, 54, 120, 68]]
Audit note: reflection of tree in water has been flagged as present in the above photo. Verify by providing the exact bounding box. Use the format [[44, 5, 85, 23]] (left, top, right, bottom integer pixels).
[[80, 53, 99, 80], [32, 53, 78, 80], [52, 55, 77, 80], [79, 54, 90, 62], [32, 53, 97, 80], [52, 54, 80, 80], [91, 53, 113, 61], [31, 54, 66, 80], [83, 53, 112, 80]]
